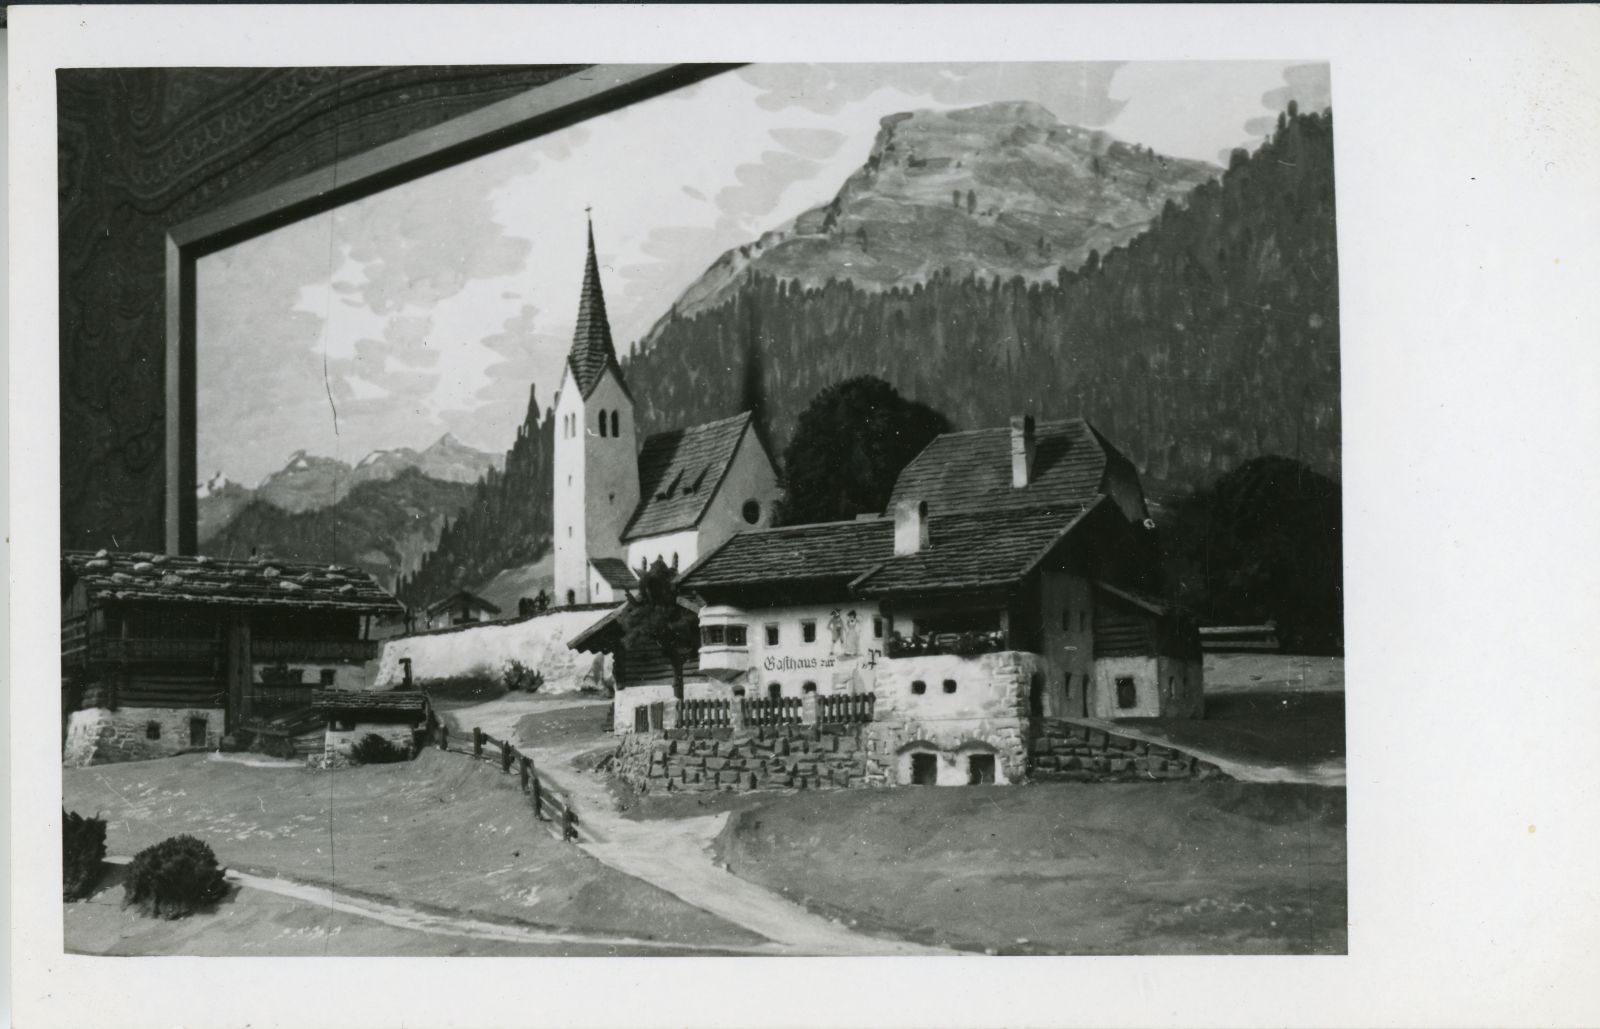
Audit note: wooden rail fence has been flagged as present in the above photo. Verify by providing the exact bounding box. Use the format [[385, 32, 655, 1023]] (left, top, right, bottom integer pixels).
[[435, 723, 583, 843], [676, 698, 732, 729]]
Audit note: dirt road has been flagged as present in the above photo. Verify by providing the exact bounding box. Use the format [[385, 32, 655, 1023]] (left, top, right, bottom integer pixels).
[[443, 698, 948, 955]]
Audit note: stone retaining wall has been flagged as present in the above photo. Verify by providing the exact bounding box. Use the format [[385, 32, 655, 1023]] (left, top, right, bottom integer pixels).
[[615, 724, 883, 794], [1028, 719, 1232, 782]]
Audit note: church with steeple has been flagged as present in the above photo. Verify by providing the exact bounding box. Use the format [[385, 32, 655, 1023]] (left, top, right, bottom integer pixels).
[[551, 218, 780, 606]]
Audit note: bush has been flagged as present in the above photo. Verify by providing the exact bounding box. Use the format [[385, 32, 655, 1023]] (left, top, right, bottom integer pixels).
[[123, 835, 228, 919], [62, 808, 107, 901], [349, 733, 411, 765], [501, 659, 544, 693]]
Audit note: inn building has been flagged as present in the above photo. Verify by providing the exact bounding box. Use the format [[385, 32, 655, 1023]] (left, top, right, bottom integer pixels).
[[626, 415, 1206, 781]]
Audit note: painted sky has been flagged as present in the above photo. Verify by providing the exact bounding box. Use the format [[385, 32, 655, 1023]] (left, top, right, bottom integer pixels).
[[197, 61, 1331, 487]]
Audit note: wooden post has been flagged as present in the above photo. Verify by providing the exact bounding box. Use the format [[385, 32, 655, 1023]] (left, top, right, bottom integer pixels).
[[519, 755, 531, 793], [501, 739, 513, 773], [438, 724, 449, 751], [473, 727, 483, 758], [562, 807, 577, 843], [531, 775, 543, 819]]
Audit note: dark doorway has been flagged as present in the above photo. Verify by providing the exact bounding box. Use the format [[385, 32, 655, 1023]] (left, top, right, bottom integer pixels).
[[910, 752, 938, 785], [1029, 672, 1045, 718], [967, 753, 996, 785], [188, 717, 207, 747], [1116, 676, 1138, 710], [767, 682, 782, 701]]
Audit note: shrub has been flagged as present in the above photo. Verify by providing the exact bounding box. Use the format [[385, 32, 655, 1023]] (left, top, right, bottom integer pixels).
[[62, 808, 107, 901], [501, 659, 544, 693], [349, 732, 411, 765], [123, 835, 228, 919]]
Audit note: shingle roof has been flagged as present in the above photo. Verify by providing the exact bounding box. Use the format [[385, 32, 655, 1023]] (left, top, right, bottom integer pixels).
[[312, 690, 431, 715], [567, 218, 630, 401], [681, 518, 896, 591], [851, 502, 1099, 596], [886, 418, 1112, 518], [589, 557, 639, 590], [622, 412, 756, 542], [62, 550, 403, 614], [425, 590, 501, 616]]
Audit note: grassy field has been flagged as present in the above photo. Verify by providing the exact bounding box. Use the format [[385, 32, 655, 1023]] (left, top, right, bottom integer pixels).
[[717, 782, 1346, 955], [62, 749, 764, 954]]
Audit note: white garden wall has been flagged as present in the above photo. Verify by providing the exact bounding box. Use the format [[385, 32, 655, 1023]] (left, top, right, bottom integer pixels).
[[373, 606, 617, 693]]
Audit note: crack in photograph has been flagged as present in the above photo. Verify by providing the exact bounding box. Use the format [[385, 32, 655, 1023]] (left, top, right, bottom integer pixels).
[[58, 60, 1344, 957]]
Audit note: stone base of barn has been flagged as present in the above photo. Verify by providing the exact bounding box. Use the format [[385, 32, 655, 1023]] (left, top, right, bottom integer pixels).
[[62, 705, 225, 767]]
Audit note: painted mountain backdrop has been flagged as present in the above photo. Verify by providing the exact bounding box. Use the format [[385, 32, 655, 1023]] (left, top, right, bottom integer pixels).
[[197, 433, 502, 588], [629, 104, 1338, 500], [398, 104, 1337, 609], [647, 101, 1218, 332]]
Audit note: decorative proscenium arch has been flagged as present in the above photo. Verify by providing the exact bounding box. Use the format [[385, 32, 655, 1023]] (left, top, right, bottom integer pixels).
[[161, 63, 740, 554]]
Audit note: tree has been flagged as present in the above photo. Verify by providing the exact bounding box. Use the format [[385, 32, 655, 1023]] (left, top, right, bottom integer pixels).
[[618, 557, 700, 699], [774, 376, 951, 526]]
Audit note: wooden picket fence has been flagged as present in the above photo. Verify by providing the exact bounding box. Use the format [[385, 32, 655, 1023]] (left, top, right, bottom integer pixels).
[[816, 692, 876, 725], [433, 723, 585, 843], [743, 696, 803, 727], [676, 698, 732, 729]]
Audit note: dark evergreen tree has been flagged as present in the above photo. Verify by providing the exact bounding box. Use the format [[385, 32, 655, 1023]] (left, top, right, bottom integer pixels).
[[618, 557, 699, 699], [775, 376, 950, 526]]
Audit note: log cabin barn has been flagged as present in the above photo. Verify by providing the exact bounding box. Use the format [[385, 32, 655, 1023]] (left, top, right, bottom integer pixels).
[[658, 415, 1204, 785], [61, 550, 402, 766]]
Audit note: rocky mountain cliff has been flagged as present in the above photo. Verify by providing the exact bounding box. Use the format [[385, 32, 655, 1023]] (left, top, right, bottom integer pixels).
[[645, 101, 1217, 337]]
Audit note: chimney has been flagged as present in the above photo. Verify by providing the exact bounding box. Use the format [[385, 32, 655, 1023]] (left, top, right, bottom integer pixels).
[[894, 499, 929, 556], [1010, 415, 1037, 488]]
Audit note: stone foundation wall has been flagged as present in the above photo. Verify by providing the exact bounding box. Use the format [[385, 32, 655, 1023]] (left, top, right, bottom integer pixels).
[[615, 724, 884, 794], [869, 650, 1039, 784], [63, 706, 225, 767], [1028, 719, 1232, 782]]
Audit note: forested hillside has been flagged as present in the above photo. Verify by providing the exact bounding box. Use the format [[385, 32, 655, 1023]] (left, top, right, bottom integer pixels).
[[628, 107, 1338, 499], [395, 386, 556, 608]]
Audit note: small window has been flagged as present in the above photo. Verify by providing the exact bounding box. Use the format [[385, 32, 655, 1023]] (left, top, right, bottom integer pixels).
[[566, 589, 576, 606], [732, 685, 746, 698], [1167, 675, 1175, 696], [727, 624, 748, 647], [1116, 676, 1138, 709], [188, 717, 208, 747], [765, 623, 779, 646], [145, 721, 161, 740], [872, 617, 883, 639], [911, 680, 927, 695], [801, 681, 817, 694], [598, 409, 608, 437], [702, 625, 727, 646], [742, 500, 762, 524], [802, 620, 816, 643], [943, 679, 957, 694], [319, 669, 337, 686], [611, 410, 620, 437]]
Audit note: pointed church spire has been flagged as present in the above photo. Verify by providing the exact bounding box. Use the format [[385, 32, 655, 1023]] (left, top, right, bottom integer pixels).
[[567, 209, 628, 399]]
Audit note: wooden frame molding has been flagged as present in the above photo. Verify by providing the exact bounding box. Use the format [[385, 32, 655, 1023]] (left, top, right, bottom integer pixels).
[[164, 62, 739, 554]]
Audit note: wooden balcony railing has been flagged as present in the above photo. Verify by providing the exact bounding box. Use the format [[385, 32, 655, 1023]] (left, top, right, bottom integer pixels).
[[70, 635, 378, 665], [85, 637, 223, 663]]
